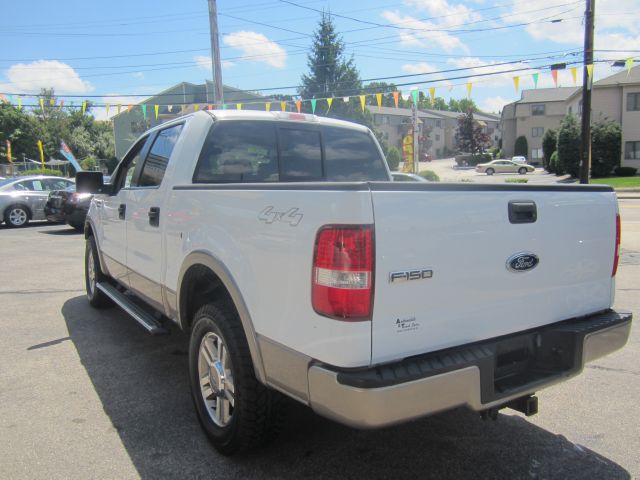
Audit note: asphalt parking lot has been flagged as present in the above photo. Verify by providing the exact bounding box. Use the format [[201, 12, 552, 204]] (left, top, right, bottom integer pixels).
[[1, 199, 638, 480]]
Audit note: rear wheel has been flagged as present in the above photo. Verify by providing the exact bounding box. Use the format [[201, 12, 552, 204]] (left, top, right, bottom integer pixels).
[[486, 168, 495, 176], [4, 205, 29, 227], [85, 236, 112, 308], [518, 167, 527, 175], [189, 301, 283, 455]]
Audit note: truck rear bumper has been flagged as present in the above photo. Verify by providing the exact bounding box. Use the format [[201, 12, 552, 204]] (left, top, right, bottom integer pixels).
[[307, 309, 632, 428]]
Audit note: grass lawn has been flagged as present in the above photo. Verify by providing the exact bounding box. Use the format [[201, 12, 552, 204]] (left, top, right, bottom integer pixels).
[[589, 176, 640, 188]]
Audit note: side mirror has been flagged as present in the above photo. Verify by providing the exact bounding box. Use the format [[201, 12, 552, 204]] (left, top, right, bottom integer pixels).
[[77, 171, 110, 194]]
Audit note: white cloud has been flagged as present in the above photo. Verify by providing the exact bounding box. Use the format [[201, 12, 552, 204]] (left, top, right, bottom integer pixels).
[[0, 60, 93, 94], [481, 96, 510, 114], [194, 55, 235, 71], [382, 11, 469, 53], [132, 72, 144, 80], [222, 31, 287, 68], [401, 0, 482, 28]]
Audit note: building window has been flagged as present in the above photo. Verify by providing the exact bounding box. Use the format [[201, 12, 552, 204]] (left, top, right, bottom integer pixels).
[[568, 106, 573, 115], [532, 127, 544, 137], [531, 148, 543, 160], [436, 120, 442, 128], [435, 134, 440, 141], [531, 104, 545, 116], [625, 141, 640, 160], [627, 93, 640, 111]]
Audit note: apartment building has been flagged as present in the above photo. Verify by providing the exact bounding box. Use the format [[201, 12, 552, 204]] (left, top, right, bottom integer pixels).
[[501, 66, 640, 168], [424, 109, 501, 156]]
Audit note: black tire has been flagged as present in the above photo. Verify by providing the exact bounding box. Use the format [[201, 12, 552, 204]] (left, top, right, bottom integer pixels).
[[4, 204, 30, 227], [72, 223, 84, 232], [85, 235, 112, 308], [189, 301, 283, 455], [518, 167, 527, 175], [486, 168, 495, 176]]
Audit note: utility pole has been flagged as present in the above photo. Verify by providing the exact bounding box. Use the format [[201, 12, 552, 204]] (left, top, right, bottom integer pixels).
[[207, 0, 224, 105], [579, 0, 595, 184]]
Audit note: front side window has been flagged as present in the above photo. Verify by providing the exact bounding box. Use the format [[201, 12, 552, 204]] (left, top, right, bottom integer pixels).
[[137, 124, 183, 187], [531, 104, 545, 116], [279, 128, 322, 180], [116, 136, 148, 191], [194, 121, 278, 183], [625, 141, 640, 160], [627, 93, 640, 111]]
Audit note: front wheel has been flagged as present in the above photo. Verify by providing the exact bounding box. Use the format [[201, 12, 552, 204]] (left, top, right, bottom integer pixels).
[[518, 167, 527, 175], [485, 168, 495, 176], [85, 236, 112, 308], [189, 302, 283, 455], [4, 205, 29, 227]]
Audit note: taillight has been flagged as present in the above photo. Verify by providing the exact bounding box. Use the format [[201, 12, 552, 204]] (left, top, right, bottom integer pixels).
[[312, 226, 374, 321], [612, 213, 620, 277]]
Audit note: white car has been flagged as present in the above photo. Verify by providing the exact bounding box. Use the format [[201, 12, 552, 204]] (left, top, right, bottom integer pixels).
[[511, 156, 527, 164]]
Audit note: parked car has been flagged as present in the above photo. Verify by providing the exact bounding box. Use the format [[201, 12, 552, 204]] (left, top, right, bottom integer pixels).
[[476, 160, 535, 175], [0, 176, 75, 227], [45, 184, 93, 231], [511, 156, 527, 164], [391, 172, 430, 182]]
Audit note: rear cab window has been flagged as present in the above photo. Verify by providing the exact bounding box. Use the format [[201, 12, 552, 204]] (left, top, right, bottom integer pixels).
[[193, 119, 388, 183]]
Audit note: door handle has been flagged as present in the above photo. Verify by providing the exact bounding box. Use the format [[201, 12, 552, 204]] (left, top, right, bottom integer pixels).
[[118, 203, 126, 220], [508, 200, 537, 224], [148, 207, 160, 227]]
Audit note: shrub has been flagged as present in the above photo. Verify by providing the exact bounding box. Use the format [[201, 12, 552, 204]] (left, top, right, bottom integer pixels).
[[455, 153, 492, 166], [614, 166, 638, 177], [557, 114, 580, 177], [591, 120, 622, 177], [419, 170, 440, 182], [541, 128, 557, 172], [514, 136, 528, 157], [18, 168, 63, 177], [505, 178, 528, 183], [489, 146, 501, 159], [386, 146, 401, 171], [550, 151, 564, 175]]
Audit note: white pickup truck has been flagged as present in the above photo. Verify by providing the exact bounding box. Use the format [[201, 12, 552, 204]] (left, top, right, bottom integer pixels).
[[77, 110, 631, 455]]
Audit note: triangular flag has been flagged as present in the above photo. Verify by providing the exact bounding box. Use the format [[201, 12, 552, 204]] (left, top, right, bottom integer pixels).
[[82, 101, 87, 114], [154, 104, 159, 119], [295, 100, 301, 113], [142, 104, 147, 119], [236, 103, 242, 110], [343, 96, 349, 102], [625, 58, 634, 75], [358, 95, 366, 112], [311, 98, 317, 113], [532, 73, 539, 89], [194, 104, 200, 111], [280, 101, 286, 111], [551, 70, 558, 87], [326, 97, 333, 112], [167, 105, 173, 112], [429, 87, 435, 104], [39, 98, 44, 112], [570, 67, 577, 85], [117, 104, 122, 114], [49, 98, 55, 106], [222, 104, 228, 110], [106, 104, 110, 117], [376, 93, 382, 109], [265, 102, 271, 112], [513, 76, 520, 94], [411, 90, 418, 106], [60, 99, 64, 108], [392, 91, 399, 108], [128, 104, 133, 113], [466, 82, 472, 98], [586, 64, 594, 79], [208, 104, 213, 110]]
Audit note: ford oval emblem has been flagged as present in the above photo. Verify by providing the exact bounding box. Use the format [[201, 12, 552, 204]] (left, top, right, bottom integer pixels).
[[506, 252, 539, 273]]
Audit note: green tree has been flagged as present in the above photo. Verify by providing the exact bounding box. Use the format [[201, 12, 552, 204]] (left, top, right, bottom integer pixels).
[[557, 114, 581, 177], [431, 96, 448, 110], [541, 128, 557, 172], [514, 135, 528, 157], [0, 103, 43, 161], [449, 98, 478, 113], [386, 146, 401, 171], [591, 120, 622, 177]]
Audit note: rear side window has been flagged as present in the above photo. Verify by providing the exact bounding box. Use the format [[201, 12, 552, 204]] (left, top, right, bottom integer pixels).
[[278, 128, 322, 180], [322, 126, 388, 181], [138, 124, 183, 187], [194, 121, 278, 183]]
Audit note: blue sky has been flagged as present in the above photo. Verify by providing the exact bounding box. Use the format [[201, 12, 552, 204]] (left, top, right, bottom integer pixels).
[[2, 0, 639, 119]]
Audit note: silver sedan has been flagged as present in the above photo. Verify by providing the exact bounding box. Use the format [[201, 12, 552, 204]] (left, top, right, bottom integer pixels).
[[0, 176, 75, 227]]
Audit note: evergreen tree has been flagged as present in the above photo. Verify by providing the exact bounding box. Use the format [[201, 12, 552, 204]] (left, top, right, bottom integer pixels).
[[557, 114, 581, 177], [455, 111, 490, 154], [514, 135, 528, 157], [541, 128, 557, 171], [591, 120, 622, 177]]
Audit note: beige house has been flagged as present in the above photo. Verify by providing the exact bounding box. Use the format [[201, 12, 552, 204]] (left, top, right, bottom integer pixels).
[[501, 66, 640, 168]]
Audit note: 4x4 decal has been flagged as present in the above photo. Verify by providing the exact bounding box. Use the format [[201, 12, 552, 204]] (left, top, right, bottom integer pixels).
[[258, 206, 304, 226]]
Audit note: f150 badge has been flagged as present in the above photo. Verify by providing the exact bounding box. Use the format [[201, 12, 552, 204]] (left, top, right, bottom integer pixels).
[[506, 252, 539, 273], [389, 269, 433, 283]]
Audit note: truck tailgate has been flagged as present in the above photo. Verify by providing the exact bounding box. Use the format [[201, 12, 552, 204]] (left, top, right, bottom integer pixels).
[[369, 183, 618, 365]]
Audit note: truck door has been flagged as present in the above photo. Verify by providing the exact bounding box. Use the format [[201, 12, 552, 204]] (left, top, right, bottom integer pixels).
[[99, 135, 150, 284], [124, 123, 184, 310]]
